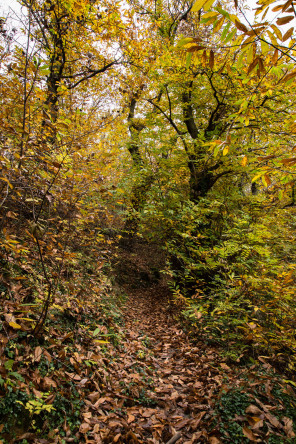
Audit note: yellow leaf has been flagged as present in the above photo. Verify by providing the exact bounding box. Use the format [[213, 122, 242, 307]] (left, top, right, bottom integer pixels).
[[223, 145, 229, 156], [267, 30, 278, 46], [241, 156, 248, 167], [271, 24, 283, 41], [203, 0, 215, 11], [191, 0, 208, 13], [9, 321, 22, 329], [252, 174, 262, 182], [213, 16, 224, 33], [0, 177, 13, 189], [261, 39, 269, 54], [202, 11, 218, 18]]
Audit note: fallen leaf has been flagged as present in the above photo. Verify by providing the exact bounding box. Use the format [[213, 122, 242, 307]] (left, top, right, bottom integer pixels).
[[283, 417, 295, 438], [246, 405, 262, 416], [34, 346, 42, 362], [243, 426, 258, 441], [79, 422, 91, 433], [127, 414, 135, 424], [265, 412, 281, 429], [9, 321, 22, 329]]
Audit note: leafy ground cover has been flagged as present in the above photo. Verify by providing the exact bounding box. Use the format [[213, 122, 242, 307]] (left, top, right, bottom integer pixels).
[[1, 241, 295, 443]]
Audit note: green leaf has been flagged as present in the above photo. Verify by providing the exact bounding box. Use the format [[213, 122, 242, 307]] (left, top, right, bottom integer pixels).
[[224, 28, 237, 44], [186, 52, 192, 68], [93, 327, 101, 336], [221, 22, 231, 41], [4, 360, 14, 370], [214, 145, 220, 157]]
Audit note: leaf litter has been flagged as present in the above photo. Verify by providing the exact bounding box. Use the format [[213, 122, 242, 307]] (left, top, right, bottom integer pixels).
[[0, 246, 296, 443]]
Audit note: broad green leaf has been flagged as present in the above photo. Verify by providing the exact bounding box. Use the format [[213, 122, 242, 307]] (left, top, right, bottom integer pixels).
[[93, 327, 101, 336]]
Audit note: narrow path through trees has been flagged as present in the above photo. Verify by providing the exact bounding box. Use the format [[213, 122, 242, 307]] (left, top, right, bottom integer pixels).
[[81, 243, 226, 443]]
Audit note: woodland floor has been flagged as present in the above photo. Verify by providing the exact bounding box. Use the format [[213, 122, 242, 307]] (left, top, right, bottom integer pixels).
[[83, 283, 225, 444], [1, 241, 295, 443], [102, 282, 223, 444], [76, 242, 296, 444]]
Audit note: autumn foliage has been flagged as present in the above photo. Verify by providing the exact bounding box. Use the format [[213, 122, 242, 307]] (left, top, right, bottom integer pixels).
[[1, 0, 296, 442]]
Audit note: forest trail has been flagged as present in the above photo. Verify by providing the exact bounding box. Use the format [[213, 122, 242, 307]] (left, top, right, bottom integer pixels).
[[83, 243, 226, 443]]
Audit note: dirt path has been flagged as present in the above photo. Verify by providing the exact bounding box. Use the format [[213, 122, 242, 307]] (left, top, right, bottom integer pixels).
[[85, 282, 225, 444]]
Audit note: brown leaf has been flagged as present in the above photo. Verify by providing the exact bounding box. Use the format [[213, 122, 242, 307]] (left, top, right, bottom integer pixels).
[[282, 0, 293, 12], [187, 45, 206, 53], [265, 412, 281, 429], [282, 157, 296, 165], [220, 363, 231, 372], [257, 155, 276, 161], [4, 313, 15, 323], [247, 57, 260, 75], [282, 27, 294, 41], [235, 20, 249, 33], [252, 419, 264, 430], [258, 57, 265, 75], [209, 50, 214, 69], [175, 418, 190, 430], [283, 417, 295, 438], [87, 392, 101, 402], [281, 70, 296, 83], [246, 405, 262, 416], [127, 414, 135, 424], [276, 15, 294, 25], [271, 24, 283, 40], [201, 50, 207, 67], [209, 436, 222, 444], [272, 4, 287, 12], [242, 426, 258, 441], [79, 378, 89, 386], [79, 422, 91, 433], [34, 346, 42, 362], [190, 411, 206, 430]]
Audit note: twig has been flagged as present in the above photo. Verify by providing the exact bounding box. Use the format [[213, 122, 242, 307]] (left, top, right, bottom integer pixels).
[[165, 432, 182, 444]]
